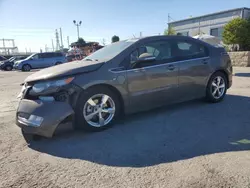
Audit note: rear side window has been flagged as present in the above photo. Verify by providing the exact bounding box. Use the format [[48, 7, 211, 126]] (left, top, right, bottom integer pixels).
[[173, 40, 208, 61], [54, 53, 63, 57], [40, 53, 51, 58]]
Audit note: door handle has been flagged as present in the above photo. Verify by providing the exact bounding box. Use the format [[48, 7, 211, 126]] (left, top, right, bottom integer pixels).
[[202, 58, 209, 64], [167, 64, 175, 71]]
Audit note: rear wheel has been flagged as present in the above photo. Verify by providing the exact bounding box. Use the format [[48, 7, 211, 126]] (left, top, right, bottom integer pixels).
[[22, 64, 31, 72], [5, 65, 13, 71], [206, 72, 227, 103], [75, 86, 121, 131], [55, 62, 62, 65]]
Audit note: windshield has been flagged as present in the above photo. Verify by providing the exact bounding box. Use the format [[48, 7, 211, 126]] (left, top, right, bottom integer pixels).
[[8, 57, 15, 61], [83, 40, 137, 61], [24, 53, 37, 60]]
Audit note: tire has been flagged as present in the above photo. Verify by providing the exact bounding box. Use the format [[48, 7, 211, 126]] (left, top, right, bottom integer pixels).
[[74, 86, 121, 131], [21, 130, 42, 142], [5, 65, 13, 71], [206, 72, 228, 103], [22, 64, 31, 72], [55, 62, 62, 65]]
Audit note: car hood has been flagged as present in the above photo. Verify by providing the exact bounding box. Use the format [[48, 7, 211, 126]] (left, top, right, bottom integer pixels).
[[25, 60, 104, 83]]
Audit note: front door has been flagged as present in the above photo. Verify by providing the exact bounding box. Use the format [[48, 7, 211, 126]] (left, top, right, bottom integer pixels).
[[126, 40, 179, 112]]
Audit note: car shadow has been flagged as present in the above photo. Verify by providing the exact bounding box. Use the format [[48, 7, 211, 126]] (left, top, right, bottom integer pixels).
[[235, 73, 250, 77], [28, 94, 250, 167]]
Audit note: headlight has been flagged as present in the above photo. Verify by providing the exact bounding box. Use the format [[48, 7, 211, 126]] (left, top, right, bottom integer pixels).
[[32, 77, 74, 94]]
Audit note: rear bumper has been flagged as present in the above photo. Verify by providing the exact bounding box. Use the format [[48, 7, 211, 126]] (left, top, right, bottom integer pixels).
[[16, 99, 74, 137]]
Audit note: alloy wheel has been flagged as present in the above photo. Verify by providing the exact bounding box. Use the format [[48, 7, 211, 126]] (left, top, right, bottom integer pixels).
[[211, 76, 226, 99], [23, 65, 30, 71], [83, 94, 115, 127], [6, 66, 12, 71]]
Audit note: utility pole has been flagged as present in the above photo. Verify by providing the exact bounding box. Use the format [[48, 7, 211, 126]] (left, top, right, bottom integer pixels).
[[45, 44, 47, 52], [67, 36, 70, 48], [55, 29, 60, 51], [140, 32, 142, 37], [51, 39, 54, 51], [73, 20, 82, 39], [102, 38, 106, 46], [25, 48, 27, 54], [59, 28, 64, 49]]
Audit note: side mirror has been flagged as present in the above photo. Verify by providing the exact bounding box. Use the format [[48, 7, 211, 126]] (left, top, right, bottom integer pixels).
[[137, 53, 156, 62]]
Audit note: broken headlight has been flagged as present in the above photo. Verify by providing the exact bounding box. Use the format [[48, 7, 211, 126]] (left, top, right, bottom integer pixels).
[[31, 77, 74, 94]]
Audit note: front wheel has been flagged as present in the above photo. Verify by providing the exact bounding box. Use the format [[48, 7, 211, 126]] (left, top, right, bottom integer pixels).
[[206, 72, 227, 103], [55, 62, 62, 65], [5, 65, 13, 71], [22, 64, 31, 72], [75, 86, 121, 131]]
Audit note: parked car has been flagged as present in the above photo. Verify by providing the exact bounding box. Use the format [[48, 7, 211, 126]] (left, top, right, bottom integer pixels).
[[16, 35, 232, 139], [13, 52, 66, 71], [0, 56, 7, 61], [0, 56, 27, 71]]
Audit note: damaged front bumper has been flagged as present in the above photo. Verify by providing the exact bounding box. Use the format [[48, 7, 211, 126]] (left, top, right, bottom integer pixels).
[[16, 99, 74, 137], [15, 81, 82, 138]]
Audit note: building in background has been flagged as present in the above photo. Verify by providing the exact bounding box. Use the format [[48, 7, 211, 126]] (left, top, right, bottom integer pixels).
[[168, 7, 250, 39]]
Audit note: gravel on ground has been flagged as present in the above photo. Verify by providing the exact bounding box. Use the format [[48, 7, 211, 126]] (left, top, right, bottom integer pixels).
[[1, 68, 250, 188]]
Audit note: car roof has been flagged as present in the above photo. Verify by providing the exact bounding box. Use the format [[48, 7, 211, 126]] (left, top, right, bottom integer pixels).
[[133, 35, 214, 48]]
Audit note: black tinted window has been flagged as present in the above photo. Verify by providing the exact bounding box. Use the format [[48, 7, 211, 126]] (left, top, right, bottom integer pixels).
[[40, 53, 50, 58], [173, 40, 208, 60], [54, 53, 63, 57], [130, 40, 172, 65]]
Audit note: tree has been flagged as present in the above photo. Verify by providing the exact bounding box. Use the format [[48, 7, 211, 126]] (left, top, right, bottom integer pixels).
[[222, 18, 250, 51], [77, 38, 86, 45], [111, 35, 120, 43], [164, 27, 176, 35]]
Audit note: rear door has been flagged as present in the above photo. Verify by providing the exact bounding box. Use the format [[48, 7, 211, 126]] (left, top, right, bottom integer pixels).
[[126, 40, 179, 112], [53, 53, 65, 64], [41, 53, 55, 67], [172, 39, 212, 101], [30, 54, 45, 68]]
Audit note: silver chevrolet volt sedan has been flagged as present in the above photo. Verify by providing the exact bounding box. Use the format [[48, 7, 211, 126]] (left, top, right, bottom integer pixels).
[[16, 35, 232, 139]]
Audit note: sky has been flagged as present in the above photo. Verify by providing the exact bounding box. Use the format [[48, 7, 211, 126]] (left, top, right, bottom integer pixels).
[[0, 0, 249, 52]]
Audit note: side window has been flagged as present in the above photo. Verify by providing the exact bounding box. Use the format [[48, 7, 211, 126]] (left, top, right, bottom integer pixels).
[[174, 40, 208, 60], [47, 53, 55, 58], [32, 54, 39, 59], [40, 53, 49, 58], [129, 41, 172, 68], [55, 53, 63, 57]]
